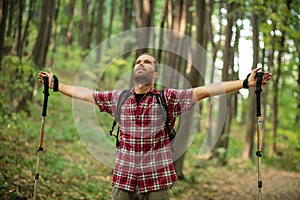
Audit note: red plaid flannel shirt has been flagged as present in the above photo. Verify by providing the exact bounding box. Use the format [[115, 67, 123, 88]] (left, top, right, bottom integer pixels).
[[94, 88, 194, 193]]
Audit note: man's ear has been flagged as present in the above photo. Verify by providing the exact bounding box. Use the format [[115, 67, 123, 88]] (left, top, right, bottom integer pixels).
[[154, 71, 159, 80]]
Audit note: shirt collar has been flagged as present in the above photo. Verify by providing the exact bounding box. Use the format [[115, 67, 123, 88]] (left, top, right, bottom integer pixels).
[[130, 87, 160, 95]]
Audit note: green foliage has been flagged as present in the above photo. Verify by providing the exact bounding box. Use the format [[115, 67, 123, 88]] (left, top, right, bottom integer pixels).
[[0, 56, 37, 116], [264, 127, 300, 172]]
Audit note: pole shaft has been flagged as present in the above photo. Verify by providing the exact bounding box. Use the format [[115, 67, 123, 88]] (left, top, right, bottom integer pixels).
[[257, 116, 262, 200], [33, 116, 45, 200], [39, 117, 45, 148], [255, 72, 264, 200], [33, 76, 49, 199]]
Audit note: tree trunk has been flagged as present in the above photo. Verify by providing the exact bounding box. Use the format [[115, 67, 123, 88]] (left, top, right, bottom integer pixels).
[[121, 0, 133, 31], [80, 0, 89, 51], [232, 18, 241, 120], [173, 0, 195, 179], [164, 0, 187, 88], [3, 0, 15, 55], [0, 0, 8, 65], [65, 0, 75, 47], [121, 0, 134, 58], [206, 0, 222, 147], [20, 0, 34, 58], [296, 57, 300, 125], [260, 42, 269, 150], [213, 2, 236, 165], [87, 2, 95, 49], [134, 0, 153, 56], [32, 0, 55, 68], [266, 30, 275, 156], [96, 0, 104, 63], [242, 6, 259, 160], [272, 34, 284, 155], [13, 0, 24, 58], [270, 0, 291, 155], [157, 0, 168, 62], [50, 0, 60, 66], [107, 0, 115, 47], [6, 0, 14, 39], [19, 0, 55, 113], [271, 0, 291, 153]]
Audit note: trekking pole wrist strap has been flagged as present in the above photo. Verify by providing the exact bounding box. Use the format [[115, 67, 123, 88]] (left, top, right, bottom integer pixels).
[[53, 75, 59, 92], [243, 73, 251, 89]]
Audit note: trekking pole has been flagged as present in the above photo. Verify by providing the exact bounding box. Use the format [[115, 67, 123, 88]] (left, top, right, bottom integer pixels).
[[33, 76, 50, 200], [255, 72, 264, 200]]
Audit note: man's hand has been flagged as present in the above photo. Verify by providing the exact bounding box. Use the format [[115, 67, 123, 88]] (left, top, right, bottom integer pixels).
[[247, 67, 272, 87], [37, 68, 54, 89]]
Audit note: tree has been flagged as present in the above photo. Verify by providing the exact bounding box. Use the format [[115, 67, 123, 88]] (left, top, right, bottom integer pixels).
[[271, 0, 292, 155], [242, 0, 260, 160], [134, 0, 154, 56], [157, 0, 168, 62], [22, 0, 56, 113], [121, 0, 134, 31], [13, 0, 24, 58], [65, 0, 76, 48], [50, 0, 61, 66], [20, 0, 34, 58], [107, 0, 116, 47], [173, 0, 207, 178], [80, 0, 89, 51], [261, 0, 276, 152], [0, 0, 8, 65], [206, 0, 223, 148], [31, 0, 55, 68], [96, 0, 104, 63], [163, 0, 188, 88], [213, 1, 238, 165]]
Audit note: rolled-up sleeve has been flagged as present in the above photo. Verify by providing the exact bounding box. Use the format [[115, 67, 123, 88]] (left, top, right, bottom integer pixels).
[[93, 90, 121, 115], [163, 88, 194, 118]]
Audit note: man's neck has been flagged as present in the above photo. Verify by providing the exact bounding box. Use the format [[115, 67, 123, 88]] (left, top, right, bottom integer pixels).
[[134, 82, 154, 94]]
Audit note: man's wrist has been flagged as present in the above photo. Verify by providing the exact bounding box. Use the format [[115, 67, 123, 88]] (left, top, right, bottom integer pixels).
[[243, 73, 251, 89]]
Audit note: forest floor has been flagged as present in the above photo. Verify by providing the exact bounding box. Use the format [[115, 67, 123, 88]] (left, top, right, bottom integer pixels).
[[1, 139, 300, 200], [1, 111, 299, 199], [171, 160, 300, 200]]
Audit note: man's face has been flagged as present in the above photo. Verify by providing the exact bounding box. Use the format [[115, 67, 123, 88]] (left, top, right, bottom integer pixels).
[[133, 54, 158, 83]]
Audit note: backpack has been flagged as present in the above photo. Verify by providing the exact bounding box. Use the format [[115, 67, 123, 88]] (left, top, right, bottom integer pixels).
[[109, 90, 176, 150]]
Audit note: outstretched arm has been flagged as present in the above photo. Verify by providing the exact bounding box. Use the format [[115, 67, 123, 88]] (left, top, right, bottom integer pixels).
[[37, 68, 95, 104], [192, 67, 272, 103]]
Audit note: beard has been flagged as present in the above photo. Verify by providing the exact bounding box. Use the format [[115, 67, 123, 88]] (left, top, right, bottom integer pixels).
[[133, 69, 155, 84], [134, 74, 153, 84]]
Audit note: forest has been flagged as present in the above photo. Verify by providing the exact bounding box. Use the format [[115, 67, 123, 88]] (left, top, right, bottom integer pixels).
[[0, 0, 299, 199]]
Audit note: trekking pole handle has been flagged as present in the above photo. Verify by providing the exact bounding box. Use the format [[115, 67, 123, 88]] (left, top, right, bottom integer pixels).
[[42, 76, 50, 117], [255, 72, 264, 117]]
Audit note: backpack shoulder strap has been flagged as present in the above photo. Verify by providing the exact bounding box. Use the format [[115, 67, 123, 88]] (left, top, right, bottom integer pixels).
[[155, 89, 168, 120], [159, 89, 167, 113], [156, 90, 176, 141], [110, 90, 131, 147], [115, 90, 131, 122]]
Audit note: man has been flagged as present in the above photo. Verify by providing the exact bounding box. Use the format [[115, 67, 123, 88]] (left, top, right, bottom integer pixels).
[[38, 53, 272, 200]]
